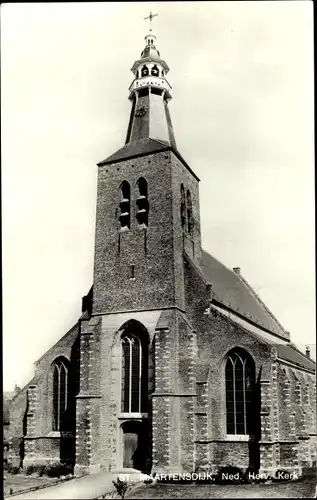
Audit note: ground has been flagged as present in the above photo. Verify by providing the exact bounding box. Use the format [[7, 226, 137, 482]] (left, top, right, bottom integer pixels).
[[3, 473, 62, 496], [126, 473, 317, 499]]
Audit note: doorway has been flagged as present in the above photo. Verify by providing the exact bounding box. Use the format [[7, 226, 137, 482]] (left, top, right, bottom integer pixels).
[[122, 421, 149, 472]]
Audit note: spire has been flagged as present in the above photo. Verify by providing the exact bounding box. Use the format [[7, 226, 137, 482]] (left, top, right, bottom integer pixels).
[[125, 19, 176, 148]]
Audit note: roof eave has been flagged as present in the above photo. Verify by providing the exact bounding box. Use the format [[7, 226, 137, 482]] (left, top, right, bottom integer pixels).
[[97, 144, 172, 167], [98, 144, 201, 182]]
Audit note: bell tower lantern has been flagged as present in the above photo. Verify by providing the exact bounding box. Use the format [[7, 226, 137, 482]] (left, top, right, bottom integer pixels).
[[125, 17, 176, 148]]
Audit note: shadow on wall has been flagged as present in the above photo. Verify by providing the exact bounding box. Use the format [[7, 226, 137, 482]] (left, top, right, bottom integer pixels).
[[60, 335, 81, 466], [18, 395, 29, 467], [248, 367, 262, 473]]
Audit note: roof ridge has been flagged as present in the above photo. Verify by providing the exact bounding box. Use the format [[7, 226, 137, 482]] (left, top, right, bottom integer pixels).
[[236, 272, 288, 335], [201, 249, 287, 338]]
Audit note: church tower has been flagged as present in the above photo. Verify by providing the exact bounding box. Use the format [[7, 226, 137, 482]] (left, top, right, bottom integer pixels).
[[93, 26, 203, 315], [73, 24, 206, 475]]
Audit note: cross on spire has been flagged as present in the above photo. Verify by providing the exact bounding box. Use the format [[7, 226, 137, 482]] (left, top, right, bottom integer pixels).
[[144, 11, 158, 32]]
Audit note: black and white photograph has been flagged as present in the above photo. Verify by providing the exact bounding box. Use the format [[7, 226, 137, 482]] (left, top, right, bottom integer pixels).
[[2, 2, 316, 498]]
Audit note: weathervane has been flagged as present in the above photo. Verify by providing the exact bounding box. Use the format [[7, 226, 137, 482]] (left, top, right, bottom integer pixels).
[[144, 11, 158, 32]]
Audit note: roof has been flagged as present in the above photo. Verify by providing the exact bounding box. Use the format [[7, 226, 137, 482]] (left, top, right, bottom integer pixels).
[[140, 46, 161, 59], [98, 138, 200, 181], [202, 250, 288, 340], [98, 138, 170, 166], [276, 344, 315, 372], [211, 304, 315, 373]]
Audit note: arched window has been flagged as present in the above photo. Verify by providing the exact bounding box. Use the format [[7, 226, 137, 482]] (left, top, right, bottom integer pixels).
[[119, 181, 131, 230], [52, 358, 69, 431], [151, 65, 159, 76], [136, 178, 149, 227], [141, 65, 149, 77], [121, 324, 148, 413], [225, 349, 255, 435], [187, 190, 194, 235]]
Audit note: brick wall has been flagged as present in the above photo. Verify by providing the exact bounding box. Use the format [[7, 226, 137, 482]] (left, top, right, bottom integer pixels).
[[93, 152, 175, 314], [93, 150, 201, 316]]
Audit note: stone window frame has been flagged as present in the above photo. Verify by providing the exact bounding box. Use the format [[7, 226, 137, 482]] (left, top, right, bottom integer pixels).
[[118, 320, 150, 417], [51, 356, 70, 432], [136, 177, 149, 228], [223, 347, 256, 437], [119, 180, 131, 231]]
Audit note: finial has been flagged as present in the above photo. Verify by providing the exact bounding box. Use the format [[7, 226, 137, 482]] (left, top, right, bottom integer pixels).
[[144, 11, 158, 32], [305, 345, 311, 359]]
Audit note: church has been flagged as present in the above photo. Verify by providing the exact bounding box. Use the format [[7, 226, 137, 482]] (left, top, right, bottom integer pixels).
[[8, 25, 316, 478]]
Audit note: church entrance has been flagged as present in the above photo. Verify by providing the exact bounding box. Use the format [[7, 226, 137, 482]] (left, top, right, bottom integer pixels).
[[122, 421, 150, 472]]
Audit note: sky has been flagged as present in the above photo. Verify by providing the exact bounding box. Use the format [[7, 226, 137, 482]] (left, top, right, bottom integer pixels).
[[2, 2, 315, 391]]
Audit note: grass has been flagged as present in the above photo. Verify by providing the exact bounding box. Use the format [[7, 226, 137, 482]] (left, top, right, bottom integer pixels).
[[3, 472, 63, 496], [126, 471, 317, 499]]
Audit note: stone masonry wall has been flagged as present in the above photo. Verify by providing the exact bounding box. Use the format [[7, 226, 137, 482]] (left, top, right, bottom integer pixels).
[[75, 317, 101, 475], [93, 152, 176, 314]]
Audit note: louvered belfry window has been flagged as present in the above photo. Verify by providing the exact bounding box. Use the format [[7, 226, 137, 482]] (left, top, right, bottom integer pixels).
[[119, 181, 131, 229], [121, 330, 148, 413], [151, 65, 159, 76], [225, 349, 255, 435], [136, 178, 149, 227], [141, 65, 149, 77], [52, 358, 68, 431]]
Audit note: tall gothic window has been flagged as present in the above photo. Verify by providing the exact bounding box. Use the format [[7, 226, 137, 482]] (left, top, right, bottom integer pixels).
[[187, 189, 194, 235], [52, 358, 69, 431], [225, 349, 255, 435], [121, 324, 148, 413], [180, 184, 186, 229], [119, 181, 131, 230], [136, 178, 149, 227]]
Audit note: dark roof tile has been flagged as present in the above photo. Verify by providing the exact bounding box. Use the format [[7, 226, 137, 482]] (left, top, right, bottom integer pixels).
[[277, 344, 315, 371], [202, 250, 288, 339], [98, 138, 170, 165]]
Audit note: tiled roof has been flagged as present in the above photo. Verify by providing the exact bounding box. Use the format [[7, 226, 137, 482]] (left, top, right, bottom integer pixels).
[[202, 250, 288, 339], [211, 304, 315, 372], [276, 344, 315, 372], [98, 138, 170, 165]]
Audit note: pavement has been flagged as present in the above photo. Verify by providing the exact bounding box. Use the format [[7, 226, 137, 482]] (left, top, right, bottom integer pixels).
[[6, 469, 146, 500]]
